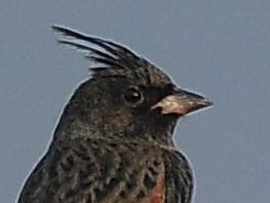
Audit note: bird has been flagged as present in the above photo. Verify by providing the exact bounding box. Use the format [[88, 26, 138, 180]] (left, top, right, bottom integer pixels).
[[17, 25, 212, 203]]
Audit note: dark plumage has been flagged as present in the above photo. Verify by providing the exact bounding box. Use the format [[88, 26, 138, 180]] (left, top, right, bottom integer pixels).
[[17, 25, 212, 203]]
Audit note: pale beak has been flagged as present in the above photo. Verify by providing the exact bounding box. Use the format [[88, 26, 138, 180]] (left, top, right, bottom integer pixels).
[[151, 89, 212, 115]]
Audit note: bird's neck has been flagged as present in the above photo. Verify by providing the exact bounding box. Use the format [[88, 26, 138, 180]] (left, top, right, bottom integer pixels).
[[53, 114, 177, 149]]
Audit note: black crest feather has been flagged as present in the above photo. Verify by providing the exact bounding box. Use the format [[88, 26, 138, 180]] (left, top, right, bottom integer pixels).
[[51, 25, 171, 86]]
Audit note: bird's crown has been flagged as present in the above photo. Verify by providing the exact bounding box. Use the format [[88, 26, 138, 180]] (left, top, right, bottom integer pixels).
[[52, 25, 172, 87]]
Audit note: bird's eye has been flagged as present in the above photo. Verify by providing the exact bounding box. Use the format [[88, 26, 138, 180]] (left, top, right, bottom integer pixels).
[[123, 87, 144, 106]]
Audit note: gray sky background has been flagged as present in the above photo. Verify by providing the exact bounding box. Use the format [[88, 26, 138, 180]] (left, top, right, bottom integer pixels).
[[1, 1, 269, 203]]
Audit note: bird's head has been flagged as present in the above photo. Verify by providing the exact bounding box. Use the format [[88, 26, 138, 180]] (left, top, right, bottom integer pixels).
[[52, 26, 212, 145]]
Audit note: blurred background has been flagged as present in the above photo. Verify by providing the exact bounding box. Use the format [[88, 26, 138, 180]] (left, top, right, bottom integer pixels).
[[1, 1, 269, 203]]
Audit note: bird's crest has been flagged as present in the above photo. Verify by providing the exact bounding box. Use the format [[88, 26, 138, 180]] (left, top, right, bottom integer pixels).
[[51, 25, 171, 87]]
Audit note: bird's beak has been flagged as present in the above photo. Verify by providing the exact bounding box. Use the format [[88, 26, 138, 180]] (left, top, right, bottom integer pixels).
[[151, 89, 213, 116]]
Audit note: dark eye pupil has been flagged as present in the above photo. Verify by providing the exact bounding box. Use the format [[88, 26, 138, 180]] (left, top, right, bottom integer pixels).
[[124, 88, 142, 104]]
